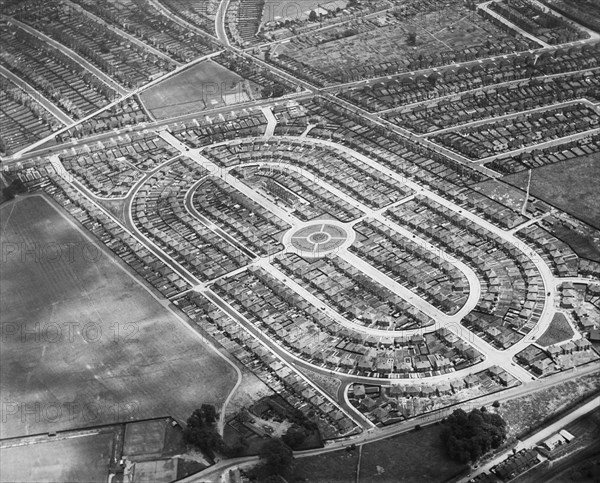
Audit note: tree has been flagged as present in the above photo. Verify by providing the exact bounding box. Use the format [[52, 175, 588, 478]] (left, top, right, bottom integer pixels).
[[440, 408, 507, 464], [282, 425, 308, 449], [407, 29, 417, 46], [309, 10, 318, 22], [201, 404, 217, 424], [492, 401, 501, 408], [183, 407, 225, 459], [2, 178, 25, 200], [259, 438, 294, 477]]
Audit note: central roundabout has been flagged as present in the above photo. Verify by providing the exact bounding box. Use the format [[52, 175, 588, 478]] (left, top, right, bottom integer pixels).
[[284, 222, 353, 257]]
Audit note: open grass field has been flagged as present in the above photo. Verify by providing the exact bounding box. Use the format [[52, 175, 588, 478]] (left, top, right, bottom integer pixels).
[[358, 425, 468, 482], [0, 431, 114, 483], [297, 425, 469, 483], [0, 194, 237, 439], [536, 312, 575, 347], [140, 60, 249, 119], [503, 153, 600, 229], [295, 446, 360, 482], [261, 0, 320, 23]]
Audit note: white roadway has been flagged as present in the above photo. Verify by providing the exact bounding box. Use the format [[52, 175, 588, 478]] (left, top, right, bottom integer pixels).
[[8, 50, 223, 160], [158, 129, 551, 383], [474, 127, 600, 164], [419, 98, 600, 139], [0, 0, 596, 467], [47, 145, 369, 432], [39, 90, 598, 480], [48, 108, 593, 399], [6, 0, 599, 473], [215, 0, 232, 47]]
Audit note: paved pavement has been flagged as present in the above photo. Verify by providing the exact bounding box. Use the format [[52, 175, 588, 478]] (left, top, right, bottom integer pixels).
[[420, 99, 594, 138], [528, 0, 600, 41], [7, 16, 128, 94], [0, 65, 73, 125], [146, 0, 219, 42], [215, 0, 232, 47], [4, 2, 599, 478], [202, 289, 372, 429], [155, 131, 554, 384], [7, 51, 223, 160], [62, 0, 181, 65], [477, 1, 551, 48], [475, 127, 600, 164]]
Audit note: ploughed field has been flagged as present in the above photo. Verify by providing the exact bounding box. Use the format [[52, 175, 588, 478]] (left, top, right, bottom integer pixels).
[[0, 195, 236, 438]]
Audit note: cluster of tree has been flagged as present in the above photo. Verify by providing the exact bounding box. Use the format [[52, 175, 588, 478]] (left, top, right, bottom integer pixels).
[[184, 404, 224, 460], [407, 29, 417, 46], [184, 405, 248, 460], [441, 408, 507, 464], [254, 438, 295, 482], [1, 178, 26, 201], [282, 424, 309, 450]]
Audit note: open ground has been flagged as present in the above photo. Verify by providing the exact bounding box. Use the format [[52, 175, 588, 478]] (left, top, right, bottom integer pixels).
[[0, 431, 114, 483], [503, 153, 600, 229], [297, 424, 467, 482], [140, 60, 249, 119], [0, 195, 237, 438], [536, 312, 575, 347], [498, 373, 600, 438]]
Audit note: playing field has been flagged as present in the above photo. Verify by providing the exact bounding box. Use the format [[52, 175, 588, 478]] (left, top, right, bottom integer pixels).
[[0, 195, 237, 439], [358, 425, 468, 482], [297, 424, 468, 482], [503, 153, 600, 229], [140, 60, 251, 119], [0, 431, 114, 483]]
